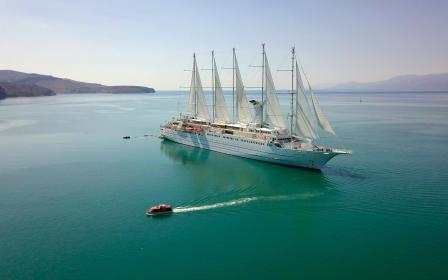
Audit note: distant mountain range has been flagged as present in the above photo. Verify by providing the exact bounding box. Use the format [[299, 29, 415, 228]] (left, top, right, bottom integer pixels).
[[0, 70, 155, 99], [325, 73, 448, 92], [2, 70, 446, 100]]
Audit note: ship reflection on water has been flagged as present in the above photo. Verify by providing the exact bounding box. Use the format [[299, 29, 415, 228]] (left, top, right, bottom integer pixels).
[[159, 139, 210, 166], [159, 139, 337, 195]]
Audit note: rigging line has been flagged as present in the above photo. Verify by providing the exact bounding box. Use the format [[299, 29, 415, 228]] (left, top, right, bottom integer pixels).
[[232, 48, 235, 122], [245, 50, 262, 87], [277, 51, 290, 70], [212, 50, 215, 123], [273, 53, 289, 82], [289, 46, 294, 137], [295, 54, 314, 91]]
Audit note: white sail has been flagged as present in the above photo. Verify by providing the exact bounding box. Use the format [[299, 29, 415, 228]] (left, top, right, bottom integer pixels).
[[263, 54, 286, 129], [187, 58, 196, 115], [234, 55, 252, 123], [294, 62, 318, 139], [213, 59, 230, 123], [194, 58, 209, 120], [308, 82, 336, 136]]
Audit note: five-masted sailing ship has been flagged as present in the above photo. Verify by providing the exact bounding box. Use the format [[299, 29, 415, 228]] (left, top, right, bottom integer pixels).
[[160, 44, 351, 169]]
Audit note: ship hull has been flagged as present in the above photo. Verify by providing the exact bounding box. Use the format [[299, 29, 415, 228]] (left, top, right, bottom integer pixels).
[[161, 128, 340, 170]]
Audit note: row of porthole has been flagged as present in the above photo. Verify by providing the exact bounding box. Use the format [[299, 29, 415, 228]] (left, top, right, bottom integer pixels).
[[194, 133, 277, 148]]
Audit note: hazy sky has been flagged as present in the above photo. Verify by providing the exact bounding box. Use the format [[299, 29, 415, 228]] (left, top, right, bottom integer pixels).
[[1, 0, 447, 89]]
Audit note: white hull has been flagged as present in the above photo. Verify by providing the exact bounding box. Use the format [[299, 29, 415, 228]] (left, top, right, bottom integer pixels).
[[161, 128, 340, 169]]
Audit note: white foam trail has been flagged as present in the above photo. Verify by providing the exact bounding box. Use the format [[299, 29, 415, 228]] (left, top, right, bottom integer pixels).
[[173, 193, 320, 213]]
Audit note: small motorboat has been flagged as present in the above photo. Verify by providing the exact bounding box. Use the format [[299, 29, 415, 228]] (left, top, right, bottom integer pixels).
[[123, 136, 131, 139], [146, 204, 173, 216]]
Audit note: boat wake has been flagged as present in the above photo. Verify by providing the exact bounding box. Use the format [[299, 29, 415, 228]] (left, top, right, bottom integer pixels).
[[173, 193, 320, 213]]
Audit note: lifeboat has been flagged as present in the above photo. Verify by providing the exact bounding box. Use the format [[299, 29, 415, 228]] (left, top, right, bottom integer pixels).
[[146, 204, 173, 216]]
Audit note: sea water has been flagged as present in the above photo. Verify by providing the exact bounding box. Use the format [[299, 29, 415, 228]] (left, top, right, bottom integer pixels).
[[0, 92, 447, 279]]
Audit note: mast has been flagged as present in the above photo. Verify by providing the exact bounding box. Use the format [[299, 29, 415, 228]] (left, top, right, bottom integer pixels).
[[232, 48, 235, 122], [290, 47, 295, 137], [261, 43, 265, 126], [212, 50, 215, 122]]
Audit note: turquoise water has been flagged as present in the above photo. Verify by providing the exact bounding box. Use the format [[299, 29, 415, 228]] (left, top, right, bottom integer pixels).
[[1, 92, 447, 279]]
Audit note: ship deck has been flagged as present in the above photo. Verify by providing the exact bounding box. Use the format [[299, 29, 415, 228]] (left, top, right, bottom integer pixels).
[[161, 121, 352, 155]]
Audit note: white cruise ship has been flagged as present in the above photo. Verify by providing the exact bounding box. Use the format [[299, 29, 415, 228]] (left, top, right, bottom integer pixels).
[[161, 45, 351, 169]]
